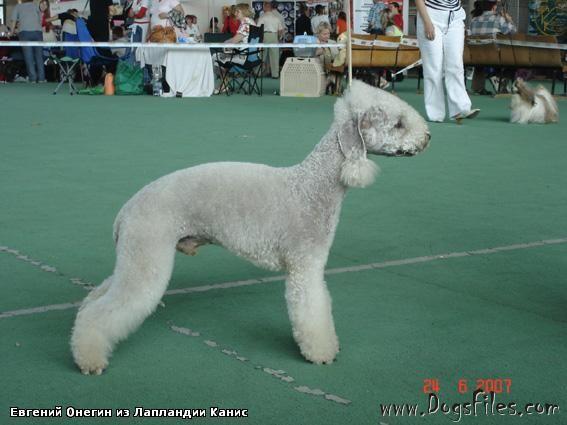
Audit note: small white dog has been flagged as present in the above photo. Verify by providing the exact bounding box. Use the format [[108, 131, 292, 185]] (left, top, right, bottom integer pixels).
[[510, 78, 559, 124]]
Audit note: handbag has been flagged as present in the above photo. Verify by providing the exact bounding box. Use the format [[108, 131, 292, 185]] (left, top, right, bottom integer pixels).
[[114, 60, 143, 95]]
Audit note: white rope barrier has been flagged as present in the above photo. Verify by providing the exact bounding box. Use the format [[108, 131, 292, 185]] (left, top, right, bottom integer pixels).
[[1, 38, 563, 51], [0, 41, 347, 50], [392, 59, 422, 76]]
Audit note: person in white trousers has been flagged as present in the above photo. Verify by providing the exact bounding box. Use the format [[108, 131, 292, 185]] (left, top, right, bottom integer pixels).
[[415, 0, 480, 122]]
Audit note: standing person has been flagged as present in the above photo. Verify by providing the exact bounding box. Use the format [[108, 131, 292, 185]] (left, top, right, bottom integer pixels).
[[39, 0, 50, 29], [270, 1, 286, 39], [415, 0, 480, 122], [336, 11, 347, 35], [88, 0, 113, 41], [257, 1, 284, 79], [388, 2, 403, 32], [367, 0, 387, 34], [9, 0, 46, 83], [295, 3, 312, 36], [128, 0, 150, 43], [150, 0, 183, 30], [222, 5, 239, 36], [310, 5, 329, 35]]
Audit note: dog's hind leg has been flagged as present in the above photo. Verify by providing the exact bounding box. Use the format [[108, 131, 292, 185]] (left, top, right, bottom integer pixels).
[[70, 232, 176, 375], [284, 255, 339, 365]]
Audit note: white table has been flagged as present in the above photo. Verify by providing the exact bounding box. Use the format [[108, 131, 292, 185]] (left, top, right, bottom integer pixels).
[[138, 47, 215, 98]]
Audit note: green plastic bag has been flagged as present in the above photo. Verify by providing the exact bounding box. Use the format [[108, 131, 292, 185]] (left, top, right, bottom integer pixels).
[[77, 85, 104, 95], [114, 60, 143, 95]]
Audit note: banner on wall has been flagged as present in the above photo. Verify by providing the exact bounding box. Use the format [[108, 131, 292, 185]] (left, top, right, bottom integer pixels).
[[528, 0, 567, 39], [352, 0, 399, 34]]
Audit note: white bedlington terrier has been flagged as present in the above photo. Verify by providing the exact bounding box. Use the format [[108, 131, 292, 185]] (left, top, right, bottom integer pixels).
[[71, 80, 431, 375]]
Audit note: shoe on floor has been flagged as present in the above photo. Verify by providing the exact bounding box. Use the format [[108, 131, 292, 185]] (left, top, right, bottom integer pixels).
[[453, 108, 480, 120]]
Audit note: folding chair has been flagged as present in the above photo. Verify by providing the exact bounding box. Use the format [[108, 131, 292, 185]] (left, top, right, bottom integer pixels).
[[75, 18, 118, 86], [204, 32, 232, 56], [216, 25, 264, 96], [49, 33, 81, 95]]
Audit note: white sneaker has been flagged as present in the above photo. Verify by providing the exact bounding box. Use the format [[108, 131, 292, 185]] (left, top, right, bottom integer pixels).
[[13, 75, 29, 83], [453, 108, 481, 121]]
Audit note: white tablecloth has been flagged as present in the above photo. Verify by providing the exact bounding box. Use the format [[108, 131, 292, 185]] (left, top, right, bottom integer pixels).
[[139, 47, 215, 98]]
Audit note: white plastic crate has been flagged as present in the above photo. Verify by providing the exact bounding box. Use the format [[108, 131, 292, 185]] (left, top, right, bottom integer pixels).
[[280, 57, 326, 98]]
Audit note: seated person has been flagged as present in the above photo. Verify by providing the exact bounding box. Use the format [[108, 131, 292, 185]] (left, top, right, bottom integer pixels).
[[314, 22, 339, 68], [183, 14, 201, 41], [469, 0, 517, 94], [214, 3, 255, 94], [46, 8, 79, 38], [221, 5, 240, 36], [209, 17, 220, 33], [110, 26, 129, 58], [314, 22, 340, 94], [380, 8, 402, 36]]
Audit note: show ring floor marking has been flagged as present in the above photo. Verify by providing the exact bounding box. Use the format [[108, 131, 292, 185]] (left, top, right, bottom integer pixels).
[[170, 324, 352, 406], [0, 245, 94, 289], [1, 236, 566, 319]]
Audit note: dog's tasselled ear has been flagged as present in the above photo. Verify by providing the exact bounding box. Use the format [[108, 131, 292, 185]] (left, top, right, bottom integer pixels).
[[338, 113, 379, 188], [340, 154, 378, 188]]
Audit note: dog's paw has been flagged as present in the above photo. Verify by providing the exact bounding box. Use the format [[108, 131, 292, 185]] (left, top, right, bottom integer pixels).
[[71, 328, 110, 376], [298, 333, 340, 365], [80, 364, 106, 376], [73, 349, 108, 376]]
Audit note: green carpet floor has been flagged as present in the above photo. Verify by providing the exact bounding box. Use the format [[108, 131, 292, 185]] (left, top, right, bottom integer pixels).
[[0, 79, 566, 424]]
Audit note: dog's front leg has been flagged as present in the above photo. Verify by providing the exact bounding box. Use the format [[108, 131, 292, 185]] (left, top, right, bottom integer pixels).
[[285, 259, 339, 364]]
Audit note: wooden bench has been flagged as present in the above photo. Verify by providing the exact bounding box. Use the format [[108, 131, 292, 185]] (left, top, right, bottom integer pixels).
[[350, 34, 420, 91], [464, 34, 563, 94], [349, 33, 564, 94]]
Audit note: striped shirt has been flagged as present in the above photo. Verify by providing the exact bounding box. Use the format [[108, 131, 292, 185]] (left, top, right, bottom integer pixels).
[[424, 0, 461, 11]]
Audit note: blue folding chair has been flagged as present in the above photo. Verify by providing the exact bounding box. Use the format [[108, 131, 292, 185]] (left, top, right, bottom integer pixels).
[[75, 18, 117, 86]]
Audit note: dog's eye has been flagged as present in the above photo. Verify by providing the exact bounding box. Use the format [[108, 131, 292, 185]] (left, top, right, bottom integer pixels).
[[394, 119, 404, 129]]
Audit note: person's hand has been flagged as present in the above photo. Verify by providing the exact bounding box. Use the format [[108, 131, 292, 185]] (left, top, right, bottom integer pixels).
[[423, 20, 435, 40]]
